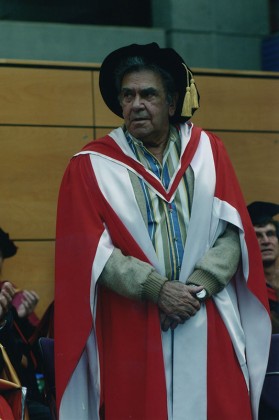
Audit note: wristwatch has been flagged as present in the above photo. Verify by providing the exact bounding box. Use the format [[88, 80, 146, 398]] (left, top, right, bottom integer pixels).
[[195, 288, 207, 301], [188, 284, 208, 301]]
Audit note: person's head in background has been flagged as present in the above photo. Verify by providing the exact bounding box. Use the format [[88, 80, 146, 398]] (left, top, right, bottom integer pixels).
[[0, 228, 17, 275], [247, 201, 279, 269]]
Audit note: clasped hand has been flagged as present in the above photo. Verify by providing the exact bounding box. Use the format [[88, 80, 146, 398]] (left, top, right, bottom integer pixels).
[[158, 281, 204, 331], [17, 290, 39, 318], [0, 282, 15, 323]]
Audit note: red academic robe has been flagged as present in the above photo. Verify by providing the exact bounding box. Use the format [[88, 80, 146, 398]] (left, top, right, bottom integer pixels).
[[55, 124, 270, 419]]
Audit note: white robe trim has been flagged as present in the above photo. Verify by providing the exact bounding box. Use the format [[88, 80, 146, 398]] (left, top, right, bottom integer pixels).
[[59, 230, 114, 420]]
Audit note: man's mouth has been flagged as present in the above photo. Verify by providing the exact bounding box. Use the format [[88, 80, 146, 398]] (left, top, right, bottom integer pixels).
[[261, 248, 273, 254], [131, 115, 149, 122]]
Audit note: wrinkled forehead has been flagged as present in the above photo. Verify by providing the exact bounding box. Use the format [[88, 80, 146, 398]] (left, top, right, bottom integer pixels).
[[121, 69, 165, 89]]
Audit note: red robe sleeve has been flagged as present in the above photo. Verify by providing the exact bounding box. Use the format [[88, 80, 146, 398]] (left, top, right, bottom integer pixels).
[[55, 154, 106, 410]]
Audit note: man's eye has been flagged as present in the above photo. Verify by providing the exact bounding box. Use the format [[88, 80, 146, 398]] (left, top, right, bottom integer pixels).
[[142, 90, 156, 100], [122, 93, 133, 102]]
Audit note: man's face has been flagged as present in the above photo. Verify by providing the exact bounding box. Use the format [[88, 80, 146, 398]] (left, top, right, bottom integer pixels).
[[254, 223, 279, 266], [119, 70, 177, 145]]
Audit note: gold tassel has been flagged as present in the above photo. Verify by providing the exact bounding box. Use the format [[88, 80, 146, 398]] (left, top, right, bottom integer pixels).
[[181, 86, 192, 117], [181, 63, 192, 117], [190, 77, 199, 110]]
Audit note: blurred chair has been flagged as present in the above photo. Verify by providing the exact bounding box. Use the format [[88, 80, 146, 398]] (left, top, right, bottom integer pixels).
[[38, 337, 56, 419]]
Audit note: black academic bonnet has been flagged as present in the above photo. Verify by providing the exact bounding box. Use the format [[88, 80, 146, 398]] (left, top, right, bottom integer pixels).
[[0, 228, 18, 259], [99, 42, 200, 123], [247, 201, 279, 235]]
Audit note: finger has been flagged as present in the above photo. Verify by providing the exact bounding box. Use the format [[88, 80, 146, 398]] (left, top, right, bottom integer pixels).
[[23, 290, 39, 300], [180, 294, 202, 311], [161, 312, 186, 331], [184, 303, 200, 316], [0, 294, 10, 313], [22, 300, 31, 309], [170, 320, 179, 330], [167, 313, 185, 323], [22, 290, 34, 300], [1, 290, 13, 305], [161, 316, 172, 332], [31, 291, 40, 300], [187, 285, 204, 293], [21, 295, 36, 308], [0, 295, 6, 306], [160, 311, 167, 323], [1, 282, 15, 299], [159, 311, 170, 331], [23, 290, 39, 303], [184, 294, 202, 309]]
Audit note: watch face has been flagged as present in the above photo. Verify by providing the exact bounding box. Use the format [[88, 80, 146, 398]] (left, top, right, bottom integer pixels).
[[196, 289, 206, 299]]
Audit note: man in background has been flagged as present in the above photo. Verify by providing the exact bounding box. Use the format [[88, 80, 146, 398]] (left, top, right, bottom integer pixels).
[[248, 201, 279, 333]]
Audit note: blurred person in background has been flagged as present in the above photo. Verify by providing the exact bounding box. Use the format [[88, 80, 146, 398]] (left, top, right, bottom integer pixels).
[[0, 227, 51, 419], [0, 228, 40, 331], [248, 201, 279, 333]]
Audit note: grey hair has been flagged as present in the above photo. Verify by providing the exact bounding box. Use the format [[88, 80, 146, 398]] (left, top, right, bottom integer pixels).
[[114, 56, 177, 104]]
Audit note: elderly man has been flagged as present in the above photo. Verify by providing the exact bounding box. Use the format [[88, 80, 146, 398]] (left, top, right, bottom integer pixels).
[[248, 201, 279, 333], [55, 43, 270, 420]]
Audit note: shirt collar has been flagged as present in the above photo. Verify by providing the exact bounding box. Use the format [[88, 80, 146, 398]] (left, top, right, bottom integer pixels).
[[124, 125, 181, 158]]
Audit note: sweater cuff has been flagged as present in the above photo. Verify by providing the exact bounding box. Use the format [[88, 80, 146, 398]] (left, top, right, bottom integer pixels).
[[187, 269, 222, 297], [142, 271, 168, 303]]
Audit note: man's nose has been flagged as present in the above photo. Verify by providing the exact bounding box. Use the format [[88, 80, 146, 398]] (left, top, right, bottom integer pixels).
[[132, 94, 144, 108], [260, 233, 271, 243]]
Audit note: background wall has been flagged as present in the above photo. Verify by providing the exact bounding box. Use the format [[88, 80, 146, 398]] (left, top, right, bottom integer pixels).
[[0, 61, 278, 317], [0, 0, 274, 70], [152, 0, 270, 70]]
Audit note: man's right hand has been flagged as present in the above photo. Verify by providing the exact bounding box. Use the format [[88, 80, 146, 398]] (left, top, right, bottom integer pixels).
[[0, 282, 15, 322], [158, 281, 203, 330]]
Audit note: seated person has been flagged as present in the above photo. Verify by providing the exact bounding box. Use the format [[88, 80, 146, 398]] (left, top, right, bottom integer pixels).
[[0, 227, 54, 346], [0, 227, 40, 335], [0, 281, 18, 420], [0, 281, 51, 419], [0, 228, 51, 419]]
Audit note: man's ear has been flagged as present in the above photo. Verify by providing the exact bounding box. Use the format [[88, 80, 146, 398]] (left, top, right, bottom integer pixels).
[[168, 92, 179, 117]]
